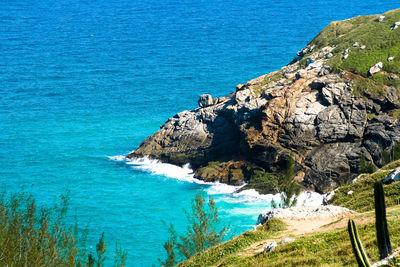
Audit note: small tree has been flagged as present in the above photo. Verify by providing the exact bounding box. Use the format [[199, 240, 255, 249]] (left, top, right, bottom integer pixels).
[[161, 193, 227, 265], [359, 154, 374, 174], [394, 141, 400, 161], [280, 155, 301, 208]]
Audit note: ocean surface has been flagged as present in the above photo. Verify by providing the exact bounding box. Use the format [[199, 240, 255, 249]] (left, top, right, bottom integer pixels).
[[0, 0, 398, 265]]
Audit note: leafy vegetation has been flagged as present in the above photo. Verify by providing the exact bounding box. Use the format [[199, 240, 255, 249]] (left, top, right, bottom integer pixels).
[[274, 155, 301, 208], [161, 193, 227, 266], [0, 190, 126, 267], [359, 154, 375, 174], [178, 219, 287, 267]]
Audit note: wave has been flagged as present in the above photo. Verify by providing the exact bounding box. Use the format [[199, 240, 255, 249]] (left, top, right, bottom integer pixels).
[[108, 155, 324, 206]]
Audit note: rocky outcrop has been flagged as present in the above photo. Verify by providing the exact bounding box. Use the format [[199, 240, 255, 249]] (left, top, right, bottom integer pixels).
[[257, 205, 353, 225], [128, 13, 400, 194]]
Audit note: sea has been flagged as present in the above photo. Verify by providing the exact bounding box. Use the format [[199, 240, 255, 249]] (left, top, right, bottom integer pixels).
[[0, 0, 398, 265]]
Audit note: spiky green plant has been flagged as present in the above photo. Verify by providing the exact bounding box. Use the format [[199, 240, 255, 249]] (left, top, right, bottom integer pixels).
[[348, 219, 371, 267], [374, 181, 392, 260]]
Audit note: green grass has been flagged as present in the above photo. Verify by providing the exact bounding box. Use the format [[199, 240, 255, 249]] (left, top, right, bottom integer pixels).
[[240, 170, 280, 194], [300, 9, 400, 93], [179, 159, 400, 266], [329, 159, 400, 211], [180, 206, 400, 267], [220, 216, 400, 266], [177, 219, 287, 267], [252, 71, 284, 96]]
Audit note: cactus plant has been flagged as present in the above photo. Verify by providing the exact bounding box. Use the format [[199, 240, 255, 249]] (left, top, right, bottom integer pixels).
[[348, 219, 371, 267], [374, 180, 392, 260]]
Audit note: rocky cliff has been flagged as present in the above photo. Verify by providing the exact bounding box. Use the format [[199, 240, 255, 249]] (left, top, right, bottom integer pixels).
[[128, 9, 400, 193]]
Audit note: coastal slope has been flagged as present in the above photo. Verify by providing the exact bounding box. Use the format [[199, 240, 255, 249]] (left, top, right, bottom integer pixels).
[[129, 9, 400, 194]]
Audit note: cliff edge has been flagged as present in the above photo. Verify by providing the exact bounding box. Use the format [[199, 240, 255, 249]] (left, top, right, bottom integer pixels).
[[128, 9, 400, 194]]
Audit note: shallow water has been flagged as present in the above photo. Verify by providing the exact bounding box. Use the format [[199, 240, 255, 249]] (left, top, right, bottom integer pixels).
[[0, 0, 397, 265]]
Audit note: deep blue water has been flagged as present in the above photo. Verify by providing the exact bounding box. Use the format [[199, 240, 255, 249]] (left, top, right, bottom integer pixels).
[[0, 0, 398, 265]]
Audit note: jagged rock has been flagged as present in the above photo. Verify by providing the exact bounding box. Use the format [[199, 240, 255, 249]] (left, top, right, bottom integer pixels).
[[343, 48, 349, 59], [323, 191, 335, 205], [129, 13, 400, 194], [360, 45, 366, 50], [264, 241, 277, 253], [347, 190, 354, 195], [378, 15, 385, 22], [382, 167, 400, 184], [306, 58, 315, 66], [198, 94, 214, 108], [391, 21, 400, 30], [257, 205, 353, 225], [369, 62, 383, 75], [324, 53, 333, 59], [388, 56, 394, 62], [353, 42, 359, 47]]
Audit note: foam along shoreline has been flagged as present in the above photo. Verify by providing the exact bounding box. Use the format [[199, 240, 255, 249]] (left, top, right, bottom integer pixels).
[[109, 154, 324, 206]]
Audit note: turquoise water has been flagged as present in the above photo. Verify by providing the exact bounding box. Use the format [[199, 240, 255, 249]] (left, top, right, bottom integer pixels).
[[0, 1, 398, 265]]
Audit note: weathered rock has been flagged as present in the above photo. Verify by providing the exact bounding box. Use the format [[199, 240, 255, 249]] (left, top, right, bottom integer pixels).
[[388, 56, 394, 62], [343, 48, 349, 59], [369, 62, 383, 75], [324, 53, 333, 59], [257, 205, 353, 225], [382, 167, 400, 184], [391, 21, 400, 30], [378, 15, 385, 22], [194, 161, 249, 185], [129, 21, 400, 194], [353, 42, 359, 47], [264, 241, 277, 253], [198, 94, 214, 108], [360, 45, 366, 50]]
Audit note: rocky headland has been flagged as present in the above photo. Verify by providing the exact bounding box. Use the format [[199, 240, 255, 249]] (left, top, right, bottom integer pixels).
[[128, 9, 400, 194]]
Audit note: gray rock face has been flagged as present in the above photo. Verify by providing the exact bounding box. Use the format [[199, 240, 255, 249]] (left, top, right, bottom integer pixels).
[[129, 48, 400, 194], [198, 94, 214, 108]]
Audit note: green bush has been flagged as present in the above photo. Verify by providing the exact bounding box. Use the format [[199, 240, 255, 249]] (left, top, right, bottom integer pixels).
[[359, 154, 375, 174], [0, 190, 126, 267], [161, 193, 227, 265]]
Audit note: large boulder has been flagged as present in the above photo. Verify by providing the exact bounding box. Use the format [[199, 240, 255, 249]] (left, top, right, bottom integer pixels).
[[369, 62, 383, 75], [198, 94, 214, 108], [382, 167, 400, 184]]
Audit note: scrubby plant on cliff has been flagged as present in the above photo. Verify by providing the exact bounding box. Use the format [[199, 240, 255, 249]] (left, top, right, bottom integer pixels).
[[160, 193, 227, 265], [394, 141, 400, 161], [280, 155, 301, 208], [359, 154, 375, 174]]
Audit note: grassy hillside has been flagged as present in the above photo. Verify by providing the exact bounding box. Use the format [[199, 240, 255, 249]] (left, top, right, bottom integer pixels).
[[178, 161, 400, 266], [301, 9, 400, 96]]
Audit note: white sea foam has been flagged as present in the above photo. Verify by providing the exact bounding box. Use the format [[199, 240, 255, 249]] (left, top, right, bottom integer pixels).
[[108, 155, 324, 206]]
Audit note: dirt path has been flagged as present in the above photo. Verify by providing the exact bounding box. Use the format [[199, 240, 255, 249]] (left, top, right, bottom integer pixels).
[[238, 213, 356, 257]]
